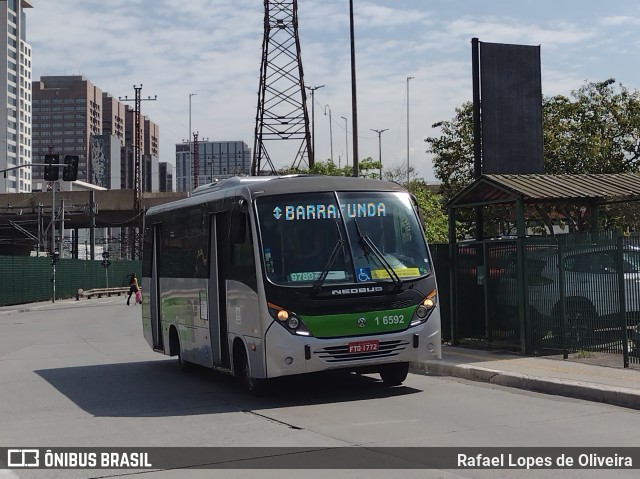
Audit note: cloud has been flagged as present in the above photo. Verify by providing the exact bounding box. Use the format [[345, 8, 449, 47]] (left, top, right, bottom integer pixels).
[[26, 0, 640, 182], [600, 15, 640, 26]]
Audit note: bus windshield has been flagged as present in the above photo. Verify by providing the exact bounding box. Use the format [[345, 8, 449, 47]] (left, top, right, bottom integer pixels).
[[256, 191, 432, 287]]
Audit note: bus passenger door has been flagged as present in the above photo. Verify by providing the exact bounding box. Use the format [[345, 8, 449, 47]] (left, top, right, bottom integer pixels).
[[150, 224, 163, 351], [208, 214, 229, 367]]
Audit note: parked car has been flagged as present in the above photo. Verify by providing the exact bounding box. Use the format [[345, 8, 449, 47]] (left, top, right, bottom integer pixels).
[[496, 245, 640, 323], [631, 323, 640, 356]]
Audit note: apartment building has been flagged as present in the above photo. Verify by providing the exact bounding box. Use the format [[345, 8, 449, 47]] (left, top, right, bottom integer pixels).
[[0, 0, 33, 193]]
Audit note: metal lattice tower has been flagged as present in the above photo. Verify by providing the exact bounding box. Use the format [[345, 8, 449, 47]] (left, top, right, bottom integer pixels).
[[252, 0, 313, 175]]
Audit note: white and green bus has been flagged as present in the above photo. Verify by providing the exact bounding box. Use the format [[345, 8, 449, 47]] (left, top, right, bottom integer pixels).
[[141, 175, 441, 393]]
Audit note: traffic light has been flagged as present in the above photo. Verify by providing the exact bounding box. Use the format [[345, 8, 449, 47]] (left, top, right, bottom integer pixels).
[[101, 251, 111, 268], [44, 154, 59, 181], [50, 251, 60, 265], [63, 155, 79, 181]]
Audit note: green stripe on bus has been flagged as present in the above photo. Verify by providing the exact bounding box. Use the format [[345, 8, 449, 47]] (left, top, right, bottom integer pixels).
[[299, 305, 417, 338]]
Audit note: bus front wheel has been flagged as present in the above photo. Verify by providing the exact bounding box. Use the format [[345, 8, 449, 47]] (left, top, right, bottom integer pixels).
[[379, 362, 409, 386], [234, 345, 266, 396]]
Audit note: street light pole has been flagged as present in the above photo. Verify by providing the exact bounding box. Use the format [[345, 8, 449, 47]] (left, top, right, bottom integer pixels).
[[406, 76, 414, 186], [51, 179, 56, 303], [340, 116, 349, 170], [188, 93, 196, 194], [305, 85, 324, 166], [348, 0, 359, 177], [371, 128, 388, 180], [324, 105, 334, 165]]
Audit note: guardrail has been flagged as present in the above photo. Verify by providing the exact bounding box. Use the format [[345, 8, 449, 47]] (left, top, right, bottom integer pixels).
[[76, 287, 129, 300]]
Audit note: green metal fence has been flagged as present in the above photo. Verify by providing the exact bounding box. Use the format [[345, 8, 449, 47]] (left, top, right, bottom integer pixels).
[[448, 231, 640, 366], [0, 256, 141, 306], [429, 243, 451, 341]]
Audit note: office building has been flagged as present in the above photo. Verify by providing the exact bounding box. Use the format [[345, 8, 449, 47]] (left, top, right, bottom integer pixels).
[[31, 75, 102, 191], [159, 161, 173, 192], [143, 118, 159, 192], [32, 75, 160, 192], [175, 140, 251, 193]]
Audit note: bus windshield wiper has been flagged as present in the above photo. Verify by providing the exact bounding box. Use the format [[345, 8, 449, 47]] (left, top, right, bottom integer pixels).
[[353, 219, 402, 290], [312, 222, 345, 292]]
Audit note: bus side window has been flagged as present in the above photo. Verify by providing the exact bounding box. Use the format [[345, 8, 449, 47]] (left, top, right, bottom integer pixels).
[[229, 213, 257, 290]]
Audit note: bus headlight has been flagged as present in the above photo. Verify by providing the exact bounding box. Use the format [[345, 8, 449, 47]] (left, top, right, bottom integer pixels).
[[268, 302, 311, 336], [410, 289, 437, 327]]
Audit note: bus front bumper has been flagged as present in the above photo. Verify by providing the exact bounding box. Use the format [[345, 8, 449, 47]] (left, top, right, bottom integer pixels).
[[264, 312, 441, 378]]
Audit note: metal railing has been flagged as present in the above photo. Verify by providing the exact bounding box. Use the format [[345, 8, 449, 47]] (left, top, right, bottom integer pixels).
[[446, 231, 640, 367]]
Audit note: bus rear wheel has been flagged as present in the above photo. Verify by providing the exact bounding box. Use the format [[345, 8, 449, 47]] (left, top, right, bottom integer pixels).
[[379, 362, 409, 386], [171, 327, 192, 372]]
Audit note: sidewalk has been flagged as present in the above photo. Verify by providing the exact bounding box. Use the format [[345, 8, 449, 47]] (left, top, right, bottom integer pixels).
[[415, 346, 640, 411]]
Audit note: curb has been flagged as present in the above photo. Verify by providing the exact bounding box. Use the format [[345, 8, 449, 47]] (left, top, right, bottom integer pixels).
[[412, 361, 640, 411]]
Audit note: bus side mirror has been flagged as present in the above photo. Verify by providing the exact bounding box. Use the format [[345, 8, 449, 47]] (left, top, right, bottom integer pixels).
[[230, 211, 247, 245]]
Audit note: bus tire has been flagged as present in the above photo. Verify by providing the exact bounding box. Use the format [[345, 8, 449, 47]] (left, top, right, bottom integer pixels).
[[170, 326, 192, 372], [234, 344, 266, 396], [379, 362, 409, 386]]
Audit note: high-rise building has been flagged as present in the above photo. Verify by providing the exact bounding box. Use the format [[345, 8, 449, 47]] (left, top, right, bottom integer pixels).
[[175, 140, 251, 193], [102, 93, 126, 144], [158, 161, 173, 192], [31, 75, 103, 190], [143, 117, 159, 192], [0, 0, 33, 193], [32, 75, 160, 192]]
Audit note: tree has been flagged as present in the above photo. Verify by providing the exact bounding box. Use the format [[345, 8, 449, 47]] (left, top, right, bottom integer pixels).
[[409, 182, 448, 243], [425, 101, 475, 203], [425, 79, 640, 235], [291, 157, 382, 178], [357, 157, 382, 179], [383, 164, 420, 184], [544, 79, 640, 174], [288, 160, 350, 176]]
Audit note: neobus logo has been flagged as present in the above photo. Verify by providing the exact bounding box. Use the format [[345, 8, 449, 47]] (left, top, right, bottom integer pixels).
[[331, 286, 383, 295]]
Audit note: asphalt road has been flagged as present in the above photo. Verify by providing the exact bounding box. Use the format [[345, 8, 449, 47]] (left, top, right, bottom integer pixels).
[[1, 298, 639, 479]]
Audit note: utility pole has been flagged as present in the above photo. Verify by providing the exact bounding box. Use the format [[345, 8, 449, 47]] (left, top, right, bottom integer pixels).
[[188, 93, 196, 193], [340, 116, 349, 169], [324, 105, 334, 164], [406, 76, 414, 185], [119, 85, 157, 210], [119, 85, 156, 259], [371, 128, 388, 180], [51, 177, 57, 302], [305, 84, 324, 166], [348, 0, 359, 177]]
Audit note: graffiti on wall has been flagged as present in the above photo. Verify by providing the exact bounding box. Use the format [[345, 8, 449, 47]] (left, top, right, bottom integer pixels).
[[90, 137, 110, 188]]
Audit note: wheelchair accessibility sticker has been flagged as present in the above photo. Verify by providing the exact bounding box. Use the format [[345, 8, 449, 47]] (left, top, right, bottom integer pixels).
[[357, 267, 372, 282]]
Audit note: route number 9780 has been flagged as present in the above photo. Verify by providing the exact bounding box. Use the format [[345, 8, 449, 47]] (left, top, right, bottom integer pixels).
[[374, 314, 404, 325]]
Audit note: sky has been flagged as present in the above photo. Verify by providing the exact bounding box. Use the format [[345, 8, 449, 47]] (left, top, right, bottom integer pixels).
[[25, 0, 640, 182]]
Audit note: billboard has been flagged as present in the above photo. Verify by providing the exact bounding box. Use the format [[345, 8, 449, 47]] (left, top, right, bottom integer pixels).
[[480, 42, 544, 174]]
